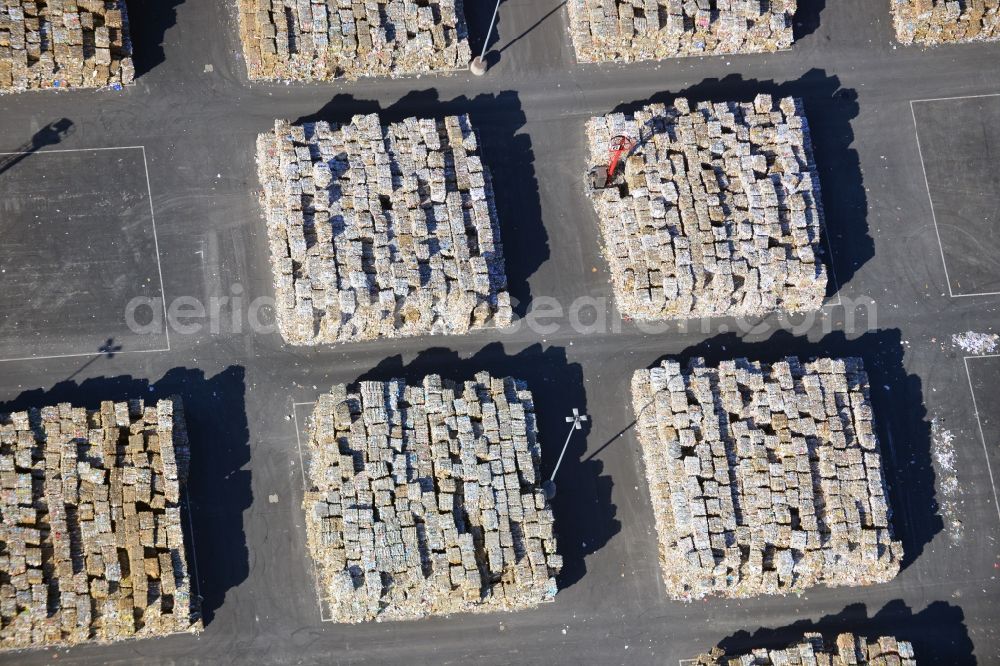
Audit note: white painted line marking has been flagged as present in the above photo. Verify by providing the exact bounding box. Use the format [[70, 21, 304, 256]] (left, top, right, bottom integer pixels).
[[874, 385, 917, 546], [0, 145, 170, 362], [0, 347, 171, 364], [910, 92, 1000, 105], [910, 96, 1000, 299], [141, 146, 171, 352], [821, 213, 843, 307], [0, 145, 147, 154], [909, 99, 956, 299], [184, 489, 203, 600], [292, 401, 313, 489], [963, 355, 1000, 524], [292, 399, 332, 622]]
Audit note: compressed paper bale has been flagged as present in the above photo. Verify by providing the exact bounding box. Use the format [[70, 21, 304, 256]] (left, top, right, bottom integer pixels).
[[235, 0, 471, 81], [586, 97, 828, 320], [0, 1, 134, 93], [302, 373, 561, 622], [255, 113, 514, 345], [632, 357, 903, 601], [693, 631, 918, 665], [0, 399, 201, 652], [892, 0, 1000, 45], [567, 0, 796, 63]]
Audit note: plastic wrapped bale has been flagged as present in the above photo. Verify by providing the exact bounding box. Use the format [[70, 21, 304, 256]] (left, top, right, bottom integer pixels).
[[236, 0, 471, 81], [0, 1, 135, 92], [586, 95, 828, 321], [255, 113, 514, 344], [302, 373, 562, 622], [693, 632, 917, 665], [0, 398, 201, 651], [567, 0, 796, 63], [892, 0, 1000, 45], [631, 357, 902, 600]]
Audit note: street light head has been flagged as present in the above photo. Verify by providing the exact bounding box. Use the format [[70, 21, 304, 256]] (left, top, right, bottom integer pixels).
[[567, 408, 589, 428], [549, 409, 588, 489]]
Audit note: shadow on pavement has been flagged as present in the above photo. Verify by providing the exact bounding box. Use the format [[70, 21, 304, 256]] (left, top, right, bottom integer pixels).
[[0, 118, 74, 177], [354, 341, 619, 591], [716, 600, 974, 664], [125, 0, 185, 78], [492, 1, 567, 68], [464, 0, 508, 63], [65, 338, 123, 382], [648, 327, 939, 570], [794, 0, 827, 41], [611, 68, 872, 300], [0, 365, 251, 627], [295, 89, 548, 318]]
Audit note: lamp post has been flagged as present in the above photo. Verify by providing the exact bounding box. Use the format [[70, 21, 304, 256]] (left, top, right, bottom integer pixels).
[[470, 0, 501, 75], [542, 408, 588, 500]]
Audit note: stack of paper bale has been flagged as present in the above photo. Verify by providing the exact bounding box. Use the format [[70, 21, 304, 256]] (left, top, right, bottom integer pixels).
[[256, 113, 513, 345], [0, 0, 134, 92], [892, 0, 1000, 45], [693, 632, 917, 665], [302, 373, 561, 622], [631, 357, 902, 600], [586, 96, 827, 320], [236, 0, 471, 81], [567, 0, 796, 62], [0, 399, 201, 651]]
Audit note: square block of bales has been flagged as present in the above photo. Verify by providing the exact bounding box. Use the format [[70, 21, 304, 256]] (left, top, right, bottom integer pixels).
[[256, 114, 513, 344], [567, 0, 795, 63], [236, 0, 471, 81], [631, 357, 902, 600], [302, 373, 561, 622], [694, 632, 917, 665], [0, 1, 134, 92], [586, 96, 827, 320], [892, 0, 1000, 45], [0, 399, 201, 652]]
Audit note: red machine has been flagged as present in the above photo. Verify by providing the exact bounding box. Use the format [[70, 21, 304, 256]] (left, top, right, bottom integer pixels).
[[592, 134, 635, 188]]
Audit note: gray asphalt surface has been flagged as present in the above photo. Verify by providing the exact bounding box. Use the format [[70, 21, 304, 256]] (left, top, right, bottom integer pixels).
[[912, 94, 1000, 296], [0, 1, 999, 664], [0, 146, 165, 359]]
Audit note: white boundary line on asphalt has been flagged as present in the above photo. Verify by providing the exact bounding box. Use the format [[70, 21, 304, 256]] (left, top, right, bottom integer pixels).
[[910, 92, 1000, 105], [0, 145, 147, 154], [184, 489, 204, 601], [292, 399, 333, 622], [821, 216, 843, 307], [962, 354, 1000, 524], [0, 347, 171, 363], [0, 145, 171, 362], [141, 145, 172, 351], [910, 95, 1000, 298]]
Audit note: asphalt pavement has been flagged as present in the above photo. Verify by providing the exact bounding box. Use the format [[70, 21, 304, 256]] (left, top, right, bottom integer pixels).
[[0, 1, 998, 663]]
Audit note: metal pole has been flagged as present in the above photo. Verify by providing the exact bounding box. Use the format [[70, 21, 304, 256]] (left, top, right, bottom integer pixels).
[[548, 423, 578, 484], [470, 0, 501, 75], [543, 409, 588, 499], [481, 0, 502, 62]]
